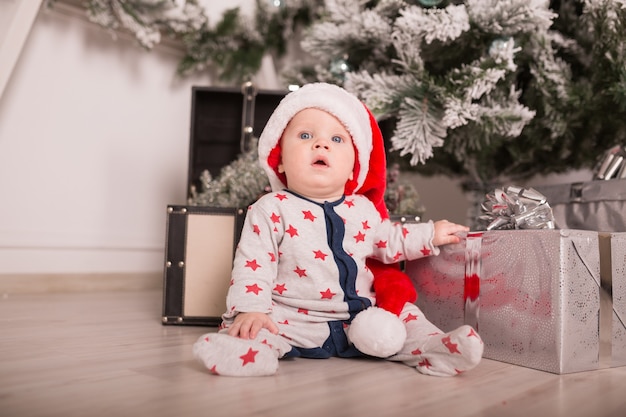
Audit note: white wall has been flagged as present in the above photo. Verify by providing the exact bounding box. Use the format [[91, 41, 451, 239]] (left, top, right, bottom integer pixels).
[[0, 7, 213, 274], [0, 3, 593, 277], [0, 2, 283, 276]]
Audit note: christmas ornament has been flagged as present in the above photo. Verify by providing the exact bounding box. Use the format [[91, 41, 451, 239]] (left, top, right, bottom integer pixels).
[[488, 37, 514, 58], [417, 0, 443, 7], [269, 0, 285, 9], [329, 56, 351, 80]]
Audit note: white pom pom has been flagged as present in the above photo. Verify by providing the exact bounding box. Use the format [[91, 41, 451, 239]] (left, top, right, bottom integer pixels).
[[348, 306, 407, 358]]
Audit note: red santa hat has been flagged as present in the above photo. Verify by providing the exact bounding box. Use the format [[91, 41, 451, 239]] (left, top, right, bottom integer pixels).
[[258, 82, 389, 219]]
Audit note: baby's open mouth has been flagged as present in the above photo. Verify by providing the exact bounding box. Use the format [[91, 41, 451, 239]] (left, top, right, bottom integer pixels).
[[313, 156, 329, 166]]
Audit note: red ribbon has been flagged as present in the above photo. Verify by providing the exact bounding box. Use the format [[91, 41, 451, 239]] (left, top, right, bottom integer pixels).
[[464, 232, 483, 330]]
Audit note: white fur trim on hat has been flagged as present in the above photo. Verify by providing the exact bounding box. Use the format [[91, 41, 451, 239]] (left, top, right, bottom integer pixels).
[[258, 83, 372, 193]]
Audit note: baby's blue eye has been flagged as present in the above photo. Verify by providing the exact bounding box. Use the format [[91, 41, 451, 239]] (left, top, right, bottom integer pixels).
[[299, 132, 311, 140], [332, 136, 343, 143]]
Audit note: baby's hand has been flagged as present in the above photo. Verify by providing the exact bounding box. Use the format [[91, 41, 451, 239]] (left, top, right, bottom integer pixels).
[[227, 312, 279, 340], [432, 220, 469, 247]]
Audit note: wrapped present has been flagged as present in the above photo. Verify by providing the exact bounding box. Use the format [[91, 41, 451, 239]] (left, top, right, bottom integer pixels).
[[593, 144, 626, 180], [534, 179, 626, 232], [599, 232, 626, 367], [407, 228, 626, 374]]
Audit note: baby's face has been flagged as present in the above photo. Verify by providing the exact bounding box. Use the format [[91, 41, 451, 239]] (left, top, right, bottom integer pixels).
[[278, 108, 355, 202]]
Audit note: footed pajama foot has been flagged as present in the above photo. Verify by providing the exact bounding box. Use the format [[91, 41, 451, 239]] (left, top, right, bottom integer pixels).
[[193, 332, 279, 377], [413, 325, 483, 377]]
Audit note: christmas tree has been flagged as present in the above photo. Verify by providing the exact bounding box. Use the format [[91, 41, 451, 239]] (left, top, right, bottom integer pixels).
[[79, 0, 323, 82], [75, 0, 626, 192], [287, 0, 626, 189]]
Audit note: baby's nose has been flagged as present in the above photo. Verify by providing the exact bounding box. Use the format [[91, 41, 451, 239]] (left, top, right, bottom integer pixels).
[[314, 138, 330, 149]]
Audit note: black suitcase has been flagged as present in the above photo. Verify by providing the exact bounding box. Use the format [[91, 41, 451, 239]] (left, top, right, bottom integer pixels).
[[187, 84, 286, 197], [161, 205, 246, 325], [163, 84, 286, 326]]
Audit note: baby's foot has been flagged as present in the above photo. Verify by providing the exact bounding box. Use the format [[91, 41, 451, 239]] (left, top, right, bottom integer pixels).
[[193, 332, 279, 377], [413, 325, 483, 377]]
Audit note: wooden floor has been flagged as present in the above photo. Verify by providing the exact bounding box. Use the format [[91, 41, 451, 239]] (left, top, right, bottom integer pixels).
[[2, 289, 626, 417]]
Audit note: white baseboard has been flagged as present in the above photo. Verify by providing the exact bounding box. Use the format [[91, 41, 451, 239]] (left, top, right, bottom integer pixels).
[[0, 272, 162, 294]]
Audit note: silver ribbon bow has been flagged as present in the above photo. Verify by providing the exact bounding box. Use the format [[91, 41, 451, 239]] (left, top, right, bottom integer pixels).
[[478, 185, 555, 230]]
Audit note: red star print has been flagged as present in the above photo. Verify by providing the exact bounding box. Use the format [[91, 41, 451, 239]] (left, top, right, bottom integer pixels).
[[403, 313, 418, 323], [467, 328, 480, 338], [298, 308, 309, 315], [245, 283, 262, 295], [273, 283, 287, 294], [303, 210, 316, 221], [252, 224, 261, 235], [344, 199, 355, 208], [240, 348, 259, 366], [393, 251, 402, 261], [420, 246, 431, 256], [275, 193, 287, 201], [354, 231, 365, 242], [376, 240, 387, 248], [209, 365, 219, 375], [362, 220, 370, 230], [418, 358, 432, 368], [313, 250, 328, 260], [245, 259, 261, 271], [261, 339, 274, 349], [442, 336, 461, 354], [294, 266, 307, 278], [268, 252, 276, 262], [286, 224, 299, 237], [402, 227, 409, 238], [320, 288, 336, 299], [411, 348, 422, 355], [278, 320, 289, 325], [270, 212, 280, 223]]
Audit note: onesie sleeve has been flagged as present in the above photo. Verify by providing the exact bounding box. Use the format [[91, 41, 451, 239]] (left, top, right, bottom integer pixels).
[[371, 219, 440, 263], [224, 199, 280, 318]]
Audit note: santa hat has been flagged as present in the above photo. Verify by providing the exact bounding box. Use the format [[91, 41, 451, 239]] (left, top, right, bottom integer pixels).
[[258, 82, 389, 218]]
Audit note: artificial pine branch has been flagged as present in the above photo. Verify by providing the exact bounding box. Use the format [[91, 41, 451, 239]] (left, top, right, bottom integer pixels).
[[296, 0, 626, 186], [55, 0, 626, 187]]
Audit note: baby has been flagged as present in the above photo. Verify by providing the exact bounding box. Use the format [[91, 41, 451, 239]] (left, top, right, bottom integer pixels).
[[193, 83, 483, 377]]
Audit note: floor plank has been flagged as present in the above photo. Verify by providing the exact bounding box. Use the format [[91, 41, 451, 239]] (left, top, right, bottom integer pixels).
[[1, 290, 625, 417]]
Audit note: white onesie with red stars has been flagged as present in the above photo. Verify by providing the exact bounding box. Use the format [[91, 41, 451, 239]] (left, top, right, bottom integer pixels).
[[193, 190, 483, 376]]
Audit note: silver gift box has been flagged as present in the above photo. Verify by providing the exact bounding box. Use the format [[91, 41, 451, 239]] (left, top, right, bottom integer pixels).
[[600, 232, 626, 367], [534, 179, 626, 232], [406, 229, 626, 374]]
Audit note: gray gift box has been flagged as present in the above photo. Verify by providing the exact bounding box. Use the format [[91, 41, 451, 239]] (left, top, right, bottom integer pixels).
[[407, 229, 626, 374], [599, 232, 626, 367], [534, 179, 626, 232]]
